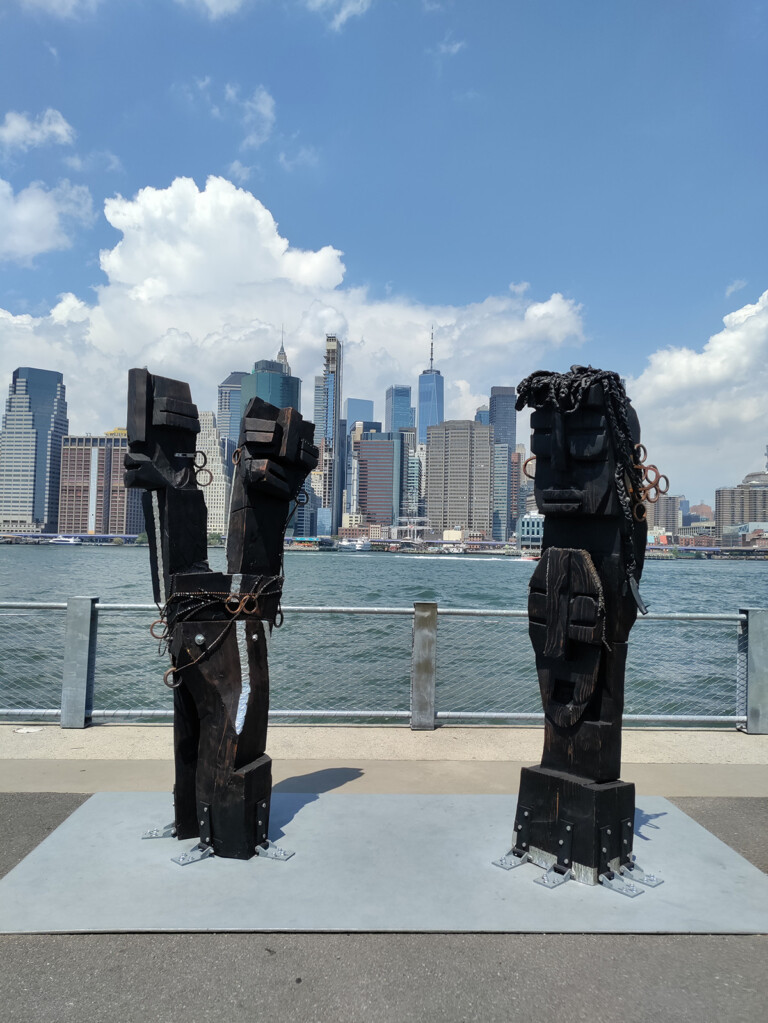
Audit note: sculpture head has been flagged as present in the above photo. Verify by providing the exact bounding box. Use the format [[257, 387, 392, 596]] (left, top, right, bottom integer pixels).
[[517, 366, 642, 520], [124, 368, 200, 491]]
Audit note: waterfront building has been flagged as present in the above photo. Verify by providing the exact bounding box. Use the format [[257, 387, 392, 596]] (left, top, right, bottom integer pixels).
[[217, 371, 248, 443], [489, 386, 517, 450], [474, 405, 490, 426], [0, 367, 68, 533], [519, 511, 544, 549], [417, 336, 444, 445], [197, 412, 234, 535], [645, 493, 683, 534], [343, 398, 374, 432], [357, 432, 404, 527], [385, 385, 415, 435], [492, 443, 511, 541], [58, 428, 142, 535], [716, 457, 768, 537], [426, 420, 493, 538], [344, 420, 382, 517], [239, 345, 301, 416], [313, 335, 344, 533]]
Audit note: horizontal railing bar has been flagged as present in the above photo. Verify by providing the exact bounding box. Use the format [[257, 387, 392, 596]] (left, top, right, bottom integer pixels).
[[437, 712, 543, 720], [437, 711, 746, 724], [0, 601, 749, 622], [0, 603, 67, 611], [0, 708, 61, 717]]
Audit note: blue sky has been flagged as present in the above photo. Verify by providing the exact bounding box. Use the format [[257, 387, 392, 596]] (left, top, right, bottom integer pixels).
[[1, 0, 767, 503]]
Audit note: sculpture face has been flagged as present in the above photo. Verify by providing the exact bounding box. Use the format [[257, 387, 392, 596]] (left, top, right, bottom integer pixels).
[[530, 383, 623, 518]]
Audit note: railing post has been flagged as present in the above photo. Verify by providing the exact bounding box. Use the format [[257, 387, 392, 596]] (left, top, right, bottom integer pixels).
[[411, 601, 437, 730], [61, 596, 99, 728], [740, 608, 768, 734]]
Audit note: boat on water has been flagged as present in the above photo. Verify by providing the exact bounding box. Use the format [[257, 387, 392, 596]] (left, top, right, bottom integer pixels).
[[286, 536, 338, 552], [339, 538, 372, 552], [47, 536, 83, 545]]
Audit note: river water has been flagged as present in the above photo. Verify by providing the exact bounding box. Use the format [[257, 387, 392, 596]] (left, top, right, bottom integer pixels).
[[1, 546, 766, 720]]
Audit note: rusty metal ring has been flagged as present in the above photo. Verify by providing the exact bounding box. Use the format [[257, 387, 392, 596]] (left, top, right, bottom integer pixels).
[[657, 474, 669, 495], [149, 619, 168, 640], [232, 447, 242, 466], [194, 450, 207, 469], [274, 609, 284, 629], [643, 465, 661, 488], [195, 467, 213, 488], [633, 502, 647, 522], [634, 443, 647, 465], [523, 455, 536, 480], [296, 487, 309, 506], [163, 666, 181, 689], [225, 595, 243, 615], [645, 487, 660, 504]]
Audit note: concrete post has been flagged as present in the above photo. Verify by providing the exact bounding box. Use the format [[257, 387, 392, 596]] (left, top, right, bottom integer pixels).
[[61, 596, 99, 728], [740, 608, 768, 734], [411, 601, 437, 730]]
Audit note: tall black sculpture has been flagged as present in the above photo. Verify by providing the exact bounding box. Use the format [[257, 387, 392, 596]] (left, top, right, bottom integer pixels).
[[125, 368, 317, 862], [498, 367, 666, 893]]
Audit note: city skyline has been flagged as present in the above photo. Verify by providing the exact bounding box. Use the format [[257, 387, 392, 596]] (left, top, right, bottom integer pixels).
[[0, 3, 766, 504]]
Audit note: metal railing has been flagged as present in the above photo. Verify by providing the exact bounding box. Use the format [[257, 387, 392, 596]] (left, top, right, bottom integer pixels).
[[0, 600, 765, 732]]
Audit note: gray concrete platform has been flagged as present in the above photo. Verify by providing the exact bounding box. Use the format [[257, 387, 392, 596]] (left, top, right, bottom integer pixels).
[[2, 792, 767, 934]]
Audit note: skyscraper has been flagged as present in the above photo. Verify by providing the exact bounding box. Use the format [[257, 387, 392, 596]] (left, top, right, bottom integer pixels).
[[474, 405, 490, 425], [343, 398, 375, 431], [313, 335, 343, 533], [357, 432, 404, 527], [197, 412, 235, 535], [426, 420, 493, 537], [385, 385, 415, 435], [417, 334, 444, 445], [240, 346, 301, 415], [0, 367, 68, 532], [489, 386, 517, 450], [217, 371, 248, 443], [58, 429, 143, 535]]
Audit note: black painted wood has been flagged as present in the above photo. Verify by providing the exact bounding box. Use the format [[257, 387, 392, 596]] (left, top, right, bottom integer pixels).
[[126, 369, 317, 860]]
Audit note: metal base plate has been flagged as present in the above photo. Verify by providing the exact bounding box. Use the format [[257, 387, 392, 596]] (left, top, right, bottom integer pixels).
[[1, 794, 767, 933]]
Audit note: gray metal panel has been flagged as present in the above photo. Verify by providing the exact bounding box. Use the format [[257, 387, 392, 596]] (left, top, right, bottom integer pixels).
[[742, 608, 768, 733], [60, 596, 98, 729], [410, 602, 437, 730], [0, 794, 767, 933]]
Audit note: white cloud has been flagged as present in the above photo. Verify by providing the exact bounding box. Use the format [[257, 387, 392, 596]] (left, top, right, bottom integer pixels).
[[628, 289, 768, 500], [0, 109, 75, 154], [0, 178, 93, 262], [726, 279, 747, 298], [0, 176, 583, 442], [304, 0, 372, 31], [437, 34, 465, 57], [175, 0, 246, 17], [63, 149, 122, 173], [278, 145, 319, 172], [238, 86, 276, 149], [227, 159, 252, 183]]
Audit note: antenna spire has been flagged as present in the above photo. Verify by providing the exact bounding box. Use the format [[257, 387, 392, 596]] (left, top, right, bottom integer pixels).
[[429, 326, 434, 371]]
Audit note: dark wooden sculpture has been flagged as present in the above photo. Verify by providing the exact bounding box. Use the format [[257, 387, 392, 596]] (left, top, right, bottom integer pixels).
[[125, 368, 318, 860], [504, 366, 666, 890]]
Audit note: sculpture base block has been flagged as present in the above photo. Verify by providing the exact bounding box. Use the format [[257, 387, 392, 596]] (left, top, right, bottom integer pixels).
[[514, 766, 635, 885]]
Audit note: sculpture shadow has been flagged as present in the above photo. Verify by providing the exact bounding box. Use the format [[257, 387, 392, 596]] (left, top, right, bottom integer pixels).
[[269, 767, 365, 840], [634, 805, 668, 842]]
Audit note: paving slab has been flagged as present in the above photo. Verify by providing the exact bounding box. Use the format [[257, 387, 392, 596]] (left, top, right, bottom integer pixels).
[[1, 792, 767, 934]]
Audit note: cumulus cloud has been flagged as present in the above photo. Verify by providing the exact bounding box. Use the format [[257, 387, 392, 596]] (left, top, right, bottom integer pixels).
[[0, 178, 93, 262], [0, 176, 583, 443], [628, 289, 768, 500], [0, 109, 75, 154]]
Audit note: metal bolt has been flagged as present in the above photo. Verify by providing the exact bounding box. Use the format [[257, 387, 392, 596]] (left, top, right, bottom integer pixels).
[[194, 633, 205, 646], [563, 859, 569, 865], [607, 829, 612, 835], [517, 824, 522, 831], [523, 811, 529, 817], [521, 842, 527, 848], [602, 847, 607, 853], [566, 825, 572, 832], [258, 820, 262, 826], [623, 839, 628, 845], [200, 820, 205, 826], [251, 634, 258, 641], [558, 839, 564, 846]]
